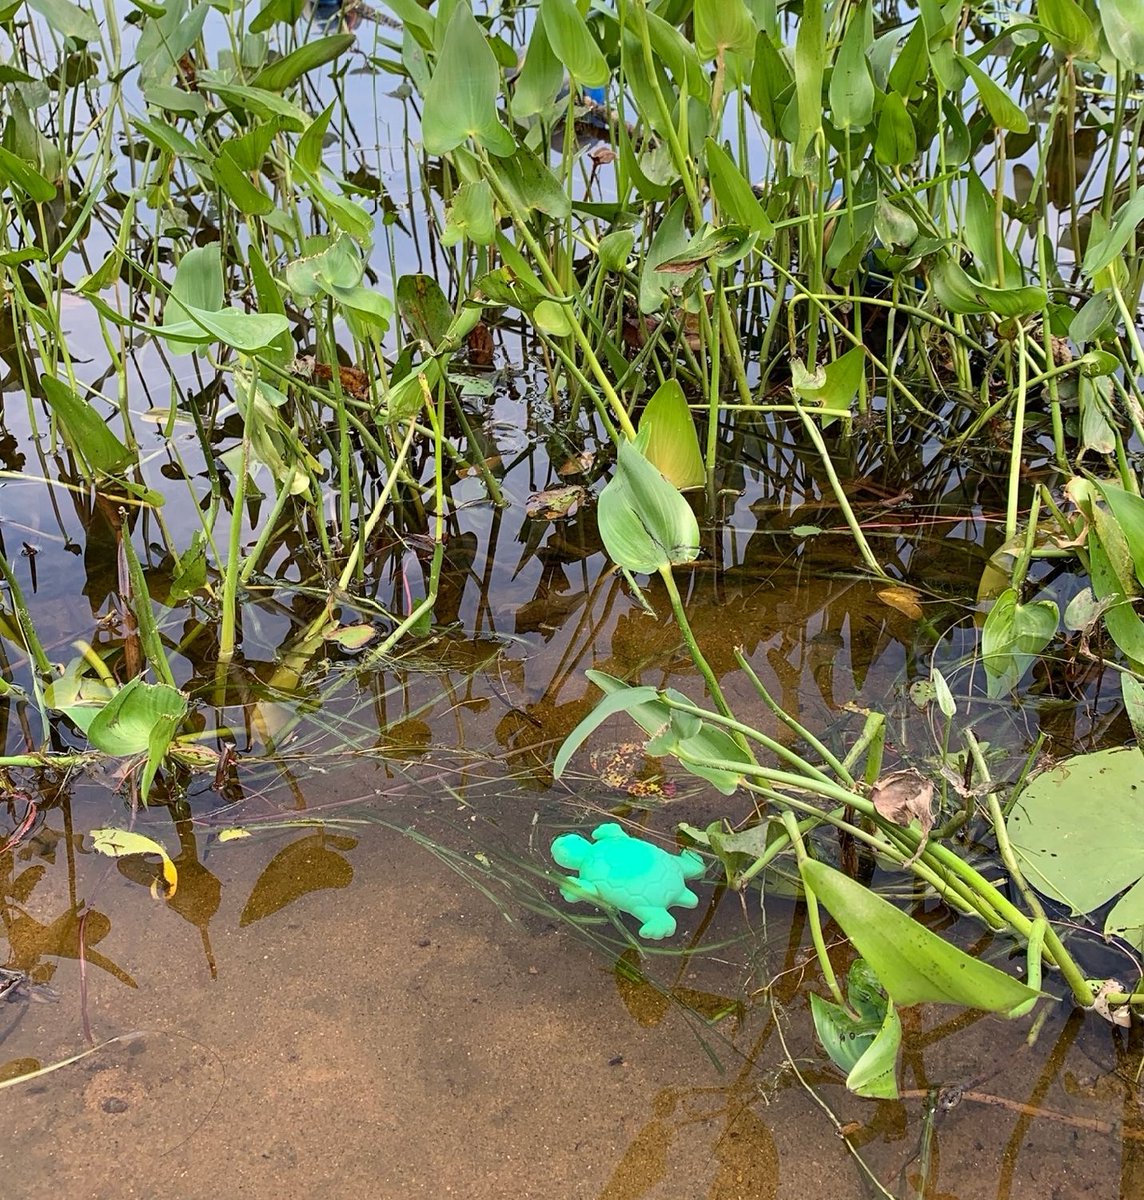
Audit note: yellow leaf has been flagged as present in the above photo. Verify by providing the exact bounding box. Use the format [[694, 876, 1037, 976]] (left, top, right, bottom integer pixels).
[[217, 828, 252, 842], [89, 827, 177, 898]]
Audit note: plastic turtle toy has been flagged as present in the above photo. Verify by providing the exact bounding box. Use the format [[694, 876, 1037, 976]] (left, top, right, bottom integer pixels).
[[550, 823, 706, 939]]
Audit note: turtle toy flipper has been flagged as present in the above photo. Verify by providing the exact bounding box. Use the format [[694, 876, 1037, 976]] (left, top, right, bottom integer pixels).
[[549, 824, 707, 940]]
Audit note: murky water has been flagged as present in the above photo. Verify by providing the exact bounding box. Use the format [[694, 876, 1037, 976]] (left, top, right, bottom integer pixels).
[[2, 8, 1143, 1197]]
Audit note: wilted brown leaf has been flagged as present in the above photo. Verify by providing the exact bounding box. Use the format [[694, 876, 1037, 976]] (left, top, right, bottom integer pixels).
[[526, 484, 587, 520], [870, 770, 934, 836], [877, 586, 923, 621], [467, 321, 494, 366]]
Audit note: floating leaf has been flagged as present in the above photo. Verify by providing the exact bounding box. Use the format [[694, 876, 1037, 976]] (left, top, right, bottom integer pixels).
[[90, 828, 177, 898], [1008, 747, 1144, 950]]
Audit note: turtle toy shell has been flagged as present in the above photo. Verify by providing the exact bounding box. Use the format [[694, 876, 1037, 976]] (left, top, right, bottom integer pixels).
[[550, 822, 706, 939]]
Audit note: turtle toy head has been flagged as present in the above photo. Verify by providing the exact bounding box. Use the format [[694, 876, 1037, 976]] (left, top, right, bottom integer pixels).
[[551, 832, 592, 870]]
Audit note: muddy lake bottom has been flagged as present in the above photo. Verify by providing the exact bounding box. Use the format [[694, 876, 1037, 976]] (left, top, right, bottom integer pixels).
[[1, 317, 1141, 1199], [1, 762, 1140, 1199]]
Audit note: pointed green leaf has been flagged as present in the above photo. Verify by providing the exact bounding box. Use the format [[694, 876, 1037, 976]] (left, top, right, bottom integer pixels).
[[41, 376, 134, 475], [539, 0, 609, 87], [422, 3, 515, 156], [251, 33, 355, 91], [638, 379, 705, 491], [801, 859, 1039, 1013], [597, 437, 701, 574]]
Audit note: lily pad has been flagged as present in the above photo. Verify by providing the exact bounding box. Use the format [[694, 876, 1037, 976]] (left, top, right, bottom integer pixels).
[[1008, 747, 1144, 949]]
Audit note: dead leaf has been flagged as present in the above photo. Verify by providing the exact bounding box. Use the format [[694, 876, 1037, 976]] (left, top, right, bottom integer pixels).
[[1090, 978, 1131, 1027], [467, 322, 494, 366], [870, 770, 934, 837], [526, 484, 587, 520], [557, 451, 595, 478], [877, 586, 923, 621]]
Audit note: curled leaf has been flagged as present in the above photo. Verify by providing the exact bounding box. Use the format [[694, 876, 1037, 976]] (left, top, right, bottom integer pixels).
[[90, 828, 177, 898], [870, 770, 934, 837]]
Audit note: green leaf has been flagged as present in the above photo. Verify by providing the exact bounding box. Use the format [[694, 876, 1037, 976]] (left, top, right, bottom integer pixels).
[[159, 307, 292, 354], [422, 3, 515, 157], [165, 243, 224, 320], [801, 859, 1039, 1013], [597, 229, 635, 272], [1081, 189, 1144, 279], [295, 102, 335, 174], [137, 0, 208, 85], [213, 151, 273, 215], [539, 0, 609, 87], [597, 436, 700, 574], [251, 33, 355, 91], [694, 0, 755, 61], [1100, 0, 1144, 71], [143, 82, 206, 119], [829, 4, 875, 129], [250, 0, 306, 33], [26, 0, 99, 41], [588, 671, 749, 795], [931, 257, 1047, 316], [1008, 747, 1144, 945], [1121, 674, 1144, 749], [981, 587, 1059, 698], [874, 90, 917, 165], [791, 346, 865, 424], [1039, 0, 1099, 58], [397, 273, 453, 347], [41, 376, 134, 475], [703, 138, 774, 237], [639, 195, 692, 313], [1097, 481, 1144, 590], [510, 16, 564, 117], [792, 0, 826, 171], [1089, 527, 1144, 665], [749, 32, 792, 138], [500, 144, 571, 220], [200, 82, 310, 132], [959, 54, 1030, 133], [86, 678, 188, 757], [0, 146, 55, 202], [169, 531, 207, 601], [553, 684, 660, 779], [638, 379, 705, 491], [846, 1001, 901, 1098]]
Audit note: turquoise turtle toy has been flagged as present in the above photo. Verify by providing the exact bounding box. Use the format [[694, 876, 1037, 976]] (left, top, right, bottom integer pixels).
[[550, 823, 706, 939]]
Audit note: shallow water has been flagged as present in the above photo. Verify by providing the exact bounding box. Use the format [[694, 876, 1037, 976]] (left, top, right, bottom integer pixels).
[[2, 6, 1143, 1197], [3, 378, 1141, 1198]]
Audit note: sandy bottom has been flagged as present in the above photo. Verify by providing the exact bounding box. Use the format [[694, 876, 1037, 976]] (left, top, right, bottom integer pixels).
[[0, 810, 1136, 1200]]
